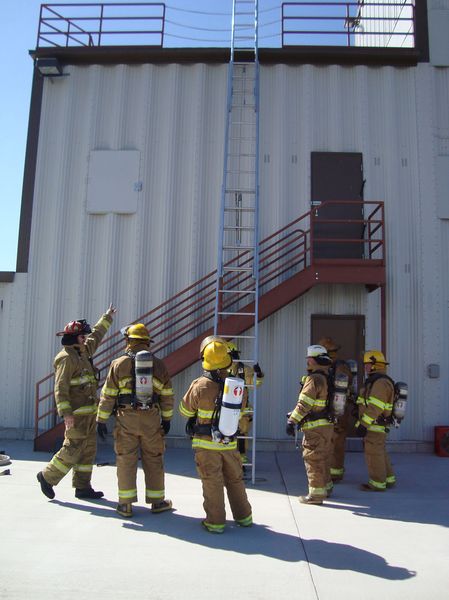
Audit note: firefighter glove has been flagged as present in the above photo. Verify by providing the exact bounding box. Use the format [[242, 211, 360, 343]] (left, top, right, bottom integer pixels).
[[355, 424, 367, 438], [97, 422, 108, 440], [161, 420, 171, 435], [185, 416, 196, 437], [253, 363, 263, 377], [286, 420, 296, 437]]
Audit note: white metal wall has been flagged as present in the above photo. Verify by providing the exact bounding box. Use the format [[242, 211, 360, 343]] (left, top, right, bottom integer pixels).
[[1, 59, 448, 444]]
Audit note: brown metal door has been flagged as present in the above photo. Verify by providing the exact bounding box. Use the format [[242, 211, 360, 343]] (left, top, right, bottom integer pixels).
[[311, 152, 364, 259], [311, 314, 365, 436]]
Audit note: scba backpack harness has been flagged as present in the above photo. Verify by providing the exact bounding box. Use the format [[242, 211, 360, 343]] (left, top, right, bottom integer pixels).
[[186, 373, 244, 444], [364, 373, 408, 428]]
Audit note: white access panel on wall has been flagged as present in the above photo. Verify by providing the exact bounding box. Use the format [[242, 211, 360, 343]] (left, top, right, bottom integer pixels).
[[86, 150, 140, 214]]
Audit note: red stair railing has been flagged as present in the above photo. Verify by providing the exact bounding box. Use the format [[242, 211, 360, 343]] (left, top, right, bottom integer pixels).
[[35, 201, 384, 439]]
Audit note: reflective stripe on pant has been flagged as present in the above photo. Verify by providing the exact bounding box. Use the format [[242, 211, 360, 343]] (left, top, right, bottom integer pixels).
[[114, 407, 166, 504], [363, 429, 395, 489], [302, 425, 333, 497], [194, 448, 252, 527], [43, 414, 97, 488]]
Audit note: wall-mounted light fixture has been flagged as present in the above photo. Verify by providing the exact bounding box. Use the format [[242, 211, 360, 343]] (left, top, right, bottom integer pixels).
[[35, 57, 63, 77]]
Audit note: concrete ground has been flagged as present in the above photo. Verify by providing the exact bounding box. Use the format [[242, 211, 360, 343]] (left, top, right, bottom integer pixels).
[[0, 438, 448, 600]]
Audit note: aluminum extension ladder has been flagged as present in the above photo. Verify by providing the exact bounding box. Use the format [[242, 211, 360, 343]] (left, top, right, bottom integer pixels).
[[214, 0, 260, 484]]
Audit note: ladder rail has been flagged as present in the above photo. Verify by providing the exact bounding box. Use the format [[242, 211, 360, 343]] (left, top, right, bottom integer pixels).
[[215, 0, 260, 484]]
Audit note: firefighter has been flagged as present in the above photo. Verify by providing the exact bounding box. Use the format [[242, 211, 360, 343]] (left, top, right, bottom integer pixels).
[[227, 341, 264, 465], [36, 304, 116, 500], [286, 344, 334, 505], [318, 337, 354, 483], [97, 323, 174, 517], [179, 338, 253, 533], [356, 350, 396, 491]]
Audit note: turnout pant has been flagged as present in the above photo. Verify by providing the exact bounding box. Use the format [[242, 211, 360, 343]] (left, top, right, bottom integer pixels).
[[194, 449, 252, 528], [43, 414, 97, 489], [114, 407, 166, 504], [363, 430, 395, 490], [330, 404, 356, 480], [302, 425, 333, 498]]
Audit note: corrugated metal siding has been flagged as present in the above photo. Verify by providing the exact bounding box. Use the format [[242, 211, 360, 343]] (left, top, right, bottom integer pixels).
[[1, 60, 449, 444]]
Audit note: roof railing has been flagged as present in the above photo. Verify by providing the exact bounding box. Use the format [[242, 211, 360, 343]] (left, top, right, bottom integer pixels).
[[37, 3, 166, 48]]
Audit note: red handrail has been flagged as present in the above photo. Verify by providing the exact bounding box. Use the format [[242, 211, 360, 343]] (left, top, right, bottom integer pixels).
[[37, 3, 166, 48], [34, 201, 384, 439]]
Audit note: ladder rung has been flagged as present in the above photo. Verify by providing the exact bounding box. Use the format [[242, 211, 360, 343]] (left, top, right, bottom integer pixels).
[[223, 245, 254, 251], [223, 226, 255, 231], [223, 266, 253, 272], [221, 335, 256, 340], [218, 289, 256, 294], [225, 189, 256, 194], [218, 311, 255, 316], [231, 103, 256, 109], [224, 207, 255, 212], [227, 153, 256, 158]]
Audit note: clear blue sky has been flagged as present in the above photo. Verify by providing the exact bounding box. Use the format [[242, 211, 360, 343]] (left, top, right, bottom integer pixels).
[[0, 0, 286, 271]]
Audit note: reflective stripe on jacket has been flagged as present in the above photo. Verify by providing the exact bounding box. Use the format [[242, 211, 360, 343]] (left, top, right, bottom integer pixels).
[[179, 374, 246, 451], [357, 372, 394, 433], [290, 368, 332, 431], [53, 313, 112, 417]]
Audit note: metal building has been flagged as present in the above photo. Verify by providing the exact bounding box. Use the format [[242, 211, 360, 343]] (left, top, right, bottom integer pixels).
[[0, 1, 448, 454]]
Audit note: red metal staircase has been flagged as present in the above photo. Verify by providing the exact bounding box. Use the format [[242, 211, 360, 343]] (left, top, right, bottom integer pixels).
[[34, 201, 385, 451]]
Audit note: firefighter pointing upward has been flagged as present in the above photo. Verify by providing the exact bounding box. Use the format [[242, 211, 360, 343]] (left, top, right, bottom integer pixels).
[[179, 337, 252, 533], [286, 345, 334, 505], [37, 304, 116, 501]]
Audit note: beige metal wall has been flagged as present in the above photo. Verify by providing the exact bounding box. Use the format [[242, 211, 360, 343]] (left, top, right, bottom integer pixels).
[[1, 59, 448, 444]]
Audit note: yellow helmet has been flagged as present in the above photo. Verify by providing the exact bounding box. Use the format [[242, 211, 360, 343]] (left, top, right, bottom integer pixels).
[[202, 340, 232, 371], [363, 350, 388, 369], [124, 323, 151, 341], [227, 341, 239, 353], [200, 335, 225, 356], [318, 337, 341, 353]]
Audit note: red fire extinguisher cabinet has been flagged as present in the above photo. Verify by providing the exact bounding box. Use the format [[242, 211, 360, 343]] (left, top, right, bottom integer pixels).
[[434, 426, 449, 457]]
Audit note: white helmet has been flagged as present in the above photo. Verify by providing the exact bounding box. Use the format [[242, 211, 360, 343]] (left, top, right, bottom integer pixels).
[[307, 344, 328, 358], [306, 344, 332, 365]]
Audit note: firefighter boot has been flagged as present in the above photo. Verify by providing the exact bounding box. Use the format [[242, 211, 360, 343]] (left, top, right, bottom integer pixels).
[[116, 503, 133, 518], [37, 471, 55, 499], [298, 494, 324, 505], [151, 499, 173, 513], [202, 521, 225, 534], [75, 487, 104, 499], [360, 483, 385, 492]]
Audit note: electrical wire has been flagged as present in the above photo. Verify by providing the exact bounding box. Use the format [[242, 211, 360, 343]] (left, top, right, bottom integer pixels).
[[166, 4, 279, 17], [165, 17, 280, 33]]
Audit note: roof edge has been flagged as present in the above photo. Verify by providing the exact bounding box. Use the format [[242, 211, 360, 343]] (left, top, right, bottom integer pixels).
[[30, 45, 422, 67]]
